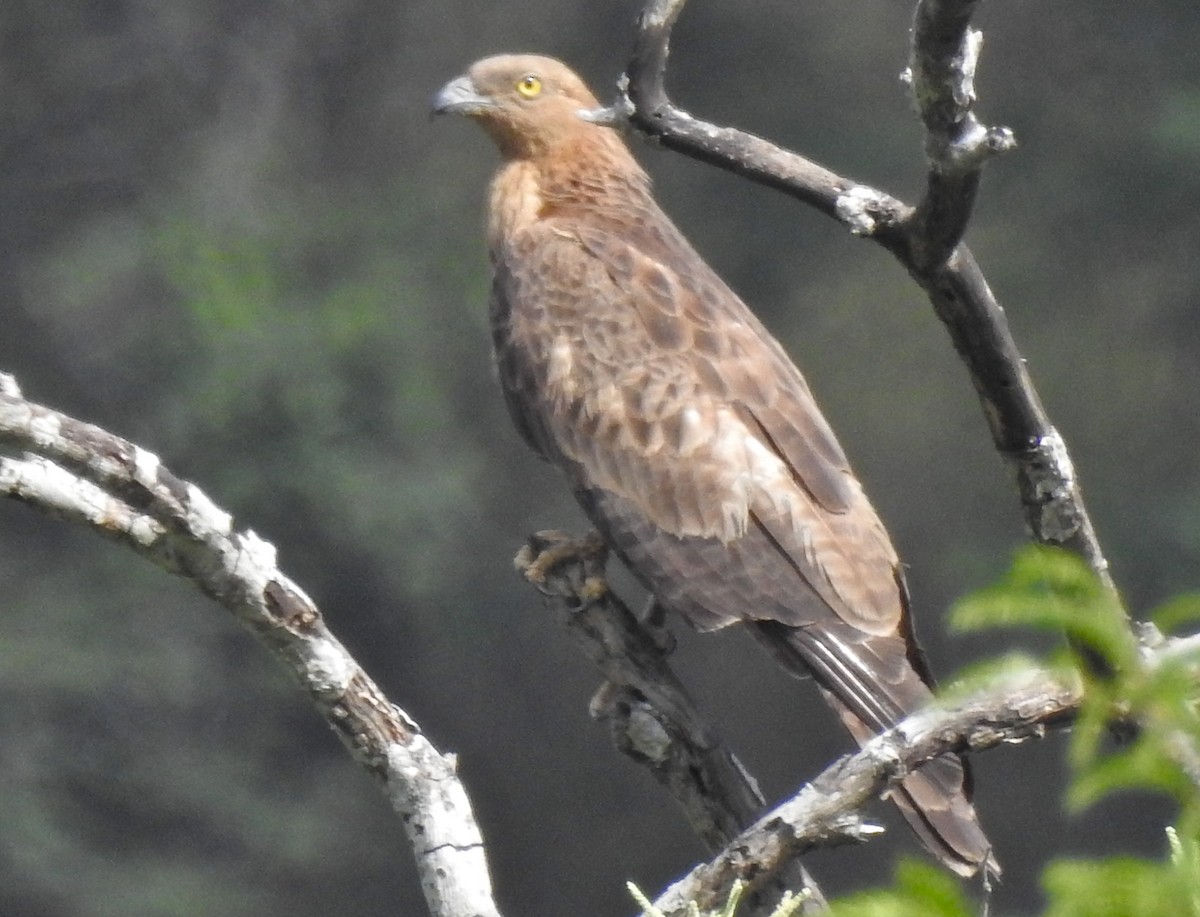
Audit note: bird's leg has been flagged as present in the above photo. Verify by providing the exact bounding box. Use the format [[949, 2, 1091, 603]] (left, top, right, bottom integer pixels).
[[517, 530, 680, 656], [515, 529, 610, 610], [638, 595, 678, 656]]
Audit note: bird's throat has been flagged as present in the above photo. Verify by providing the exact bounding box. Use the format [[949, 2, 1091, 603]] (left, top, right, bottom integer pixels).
[[487, 145, 651, 256], [487, 161, 544, 253]]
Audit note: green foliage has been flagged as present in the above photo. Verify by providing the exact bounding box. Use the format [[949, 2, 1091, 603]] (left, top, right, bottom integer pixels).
[[952, 545, 1200, 824], [1066, 651, 1198, 815], [1151, 594, 1200, 638], [829, 860, 974, 917], [1042, 846, 1200, 917], [830, 546, 1200, 915], [950, 546, 1188, 815], [934, 650, 1062, 706], [950, 544, 1137, 673], [154, 217, 281, 331]]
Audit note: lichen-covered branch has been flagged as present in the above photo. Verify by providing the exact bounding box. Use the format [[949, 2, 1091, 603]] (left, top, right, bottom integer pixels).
[[616, 0, 1115, 604], [0, 373, 502, 917], [515, 530, 830, 915], [514, 528, 1072, 914], [907, 0, 1016, 269], [651, 666, 1080, 914]]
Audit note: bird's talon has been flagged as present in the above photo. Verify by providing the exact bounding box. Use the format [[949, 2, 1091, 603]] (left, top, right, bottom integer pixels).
[[516, 530, 611, 607]]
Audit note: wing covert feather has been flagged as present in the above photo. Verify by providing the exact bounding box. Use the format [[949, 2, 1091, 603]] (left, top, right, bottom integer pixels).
[[492, 216, 904, 630], [572, 221, 859, 515]]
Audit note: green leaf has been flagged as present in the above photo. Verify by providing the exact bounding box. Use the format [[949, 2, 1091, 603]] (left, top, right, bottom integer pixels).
[[1151, 593, 1200, 637], [936, 652, 1065, 705], [1065, 678, 1116, 777], [950, 545, 1135, 671], [1071, 648, 1200, 810], [1044, 853, 1200, 917], [830, 860, 972, 917], [1068, 737, 1191, 812]]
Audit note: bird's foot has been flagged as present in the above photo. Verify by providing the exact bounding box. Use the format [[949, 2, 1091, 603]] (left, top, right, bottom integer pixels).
[[515, 529, 610, 609]]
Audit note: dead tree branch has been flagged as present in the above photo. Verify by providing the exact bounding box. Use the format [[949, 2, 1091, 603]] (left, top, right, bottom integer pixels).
[[0, 372, 503, 917], [652, 665, 1080, 914], [515, 532, 1200, 913], [515, 530, 830, 914]]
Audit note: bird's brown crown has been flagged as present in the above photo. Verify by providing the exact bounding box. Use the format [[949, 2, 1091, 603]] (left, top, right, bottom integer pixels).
[[433, 54, 622, 161], [434, 54, 651, 244]]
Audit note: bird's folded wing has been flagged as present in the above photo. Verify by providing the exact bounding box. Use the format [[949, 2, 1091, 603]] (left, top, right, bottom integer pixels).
[[490, 219, 908, 647]]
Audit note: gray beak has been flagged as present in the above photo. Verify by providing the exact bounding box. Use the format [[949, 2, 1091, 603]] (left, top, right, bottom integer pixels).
[[431, 75, 492, 116]]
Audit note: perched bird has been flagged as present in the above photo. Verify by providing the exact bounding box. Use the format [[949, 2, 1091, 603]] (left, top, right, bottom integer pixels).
[[433, 54, 998, 878]]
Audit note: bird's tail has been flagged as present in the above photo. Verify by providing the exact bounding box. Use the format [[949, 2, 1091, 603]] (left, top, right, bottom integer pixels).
[[825, 688, 1001, 879], [749, 620, 999, 877]]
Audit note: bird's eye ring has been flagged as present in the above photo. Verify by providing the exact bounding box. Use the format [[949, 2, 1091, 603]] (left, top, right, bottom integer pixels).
[[516, 74, 542, 98]]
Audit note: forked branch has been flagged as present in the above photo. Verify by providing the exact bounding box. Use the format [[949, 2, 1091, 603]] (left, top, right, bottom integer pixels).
[[615, 0, 1114, 602]]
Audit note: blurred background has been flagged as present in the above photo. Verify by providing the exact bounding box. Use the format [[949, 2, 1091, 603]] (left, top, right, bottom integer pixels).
[[1, 0, 1198, 914]]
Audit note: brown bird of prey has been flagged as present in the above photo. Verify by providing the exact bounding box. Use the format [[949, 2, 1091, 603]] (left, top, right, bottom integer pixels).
[[433, 54, 998, 878]]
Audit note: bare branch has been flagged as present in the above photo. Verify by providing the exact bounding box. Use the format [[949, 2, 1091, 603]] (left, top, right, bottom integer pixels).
[[515, 531, 830, 914], [620, 1, 901, 226], [689, 623, 1200, 907], [652, 666, 1080, 914], [615, 0, 1116, 611], [513, 528, 1075, 913], [0, 381, 503, 917], [907, 0, 1017, 268]]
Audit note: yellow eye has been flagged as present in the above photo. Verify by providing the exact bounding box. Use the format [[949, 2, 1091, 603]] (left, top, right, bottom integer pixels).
[[516, 74, 542, 98]]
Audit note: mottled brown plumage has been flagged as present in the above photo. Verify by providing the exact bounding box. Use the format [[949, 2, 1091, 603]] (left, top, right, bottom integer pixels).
[[434, 54, 998, 877]]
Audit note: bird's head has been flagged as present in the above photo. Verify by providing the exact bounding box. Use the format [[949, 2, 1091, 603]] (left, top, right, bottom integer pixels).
[[432, 54, 610, 160]]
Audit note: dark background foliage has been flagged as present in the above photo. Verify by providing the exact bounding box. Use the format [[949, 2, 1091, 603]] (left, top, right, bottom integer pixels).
[[1, 1, 1197, 914]]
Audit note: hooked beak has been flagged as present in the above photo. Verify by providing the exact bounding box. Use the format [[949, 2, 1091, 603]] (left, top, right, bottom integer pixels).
[[431, 75, 493, 116]]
